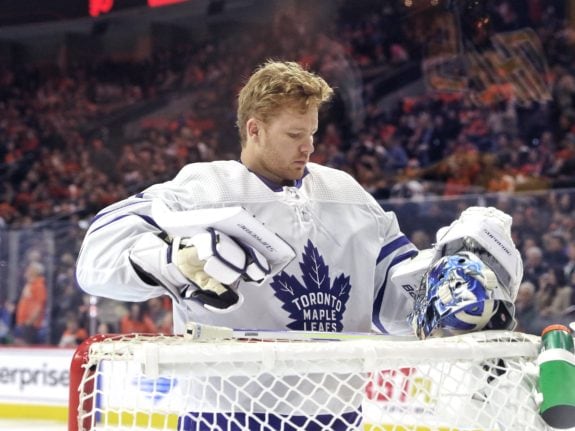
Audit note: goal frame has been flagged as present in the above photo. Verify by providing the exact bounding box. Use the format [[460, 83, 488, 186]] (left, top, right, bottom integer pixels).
[[69, 334, 116, 431], [68, 329, 547, 431]]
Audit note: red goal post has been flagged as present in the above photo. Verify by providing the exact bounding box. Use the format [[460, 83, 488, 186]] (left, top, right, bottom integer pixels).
[[68, 329, 550, 431]]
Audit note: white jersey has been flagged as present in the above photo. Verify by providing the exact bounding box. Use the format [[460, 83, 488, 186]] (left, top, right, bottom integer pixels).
[[76, 160, 418, 336]]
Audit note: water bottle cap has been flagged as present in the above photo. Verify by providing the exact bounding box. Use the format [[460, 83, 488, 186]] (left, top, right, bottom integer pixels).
[[541, 324, 571, 337]]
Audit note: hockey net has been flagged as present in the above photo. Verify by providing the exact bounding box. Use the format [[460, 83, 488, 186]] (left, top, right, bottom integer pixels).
[[68, 329, 551, 431]]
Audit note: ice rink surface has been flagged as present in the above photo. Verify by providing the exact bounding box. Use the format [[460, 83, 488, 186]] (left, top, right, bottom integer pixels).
[[0, 419, 66, 430]]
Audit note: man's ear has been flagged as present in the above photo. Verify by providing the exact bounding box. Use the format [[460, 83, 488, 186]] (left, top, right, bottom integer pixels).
[[247, 118, 259, 141]]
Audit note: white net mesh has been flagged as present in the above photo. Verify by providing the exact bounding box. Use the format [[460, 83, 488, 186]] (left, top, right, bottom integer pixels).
[[70, 330, 552, 431]]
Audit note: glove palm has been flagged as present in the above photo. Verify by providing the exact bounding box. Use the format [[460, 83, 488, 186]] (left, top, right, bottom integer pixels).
[[129, 228, 270, 312]]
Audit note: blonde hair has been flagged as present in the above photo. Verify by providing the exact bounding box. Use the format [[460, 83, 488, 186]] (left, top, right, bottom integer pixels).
[[236, 60, 334, 147]]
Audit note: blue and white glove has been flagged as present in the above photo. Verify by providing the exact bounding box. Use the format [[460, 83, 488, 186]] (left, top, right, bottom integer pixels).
[[433, 206, 523, 301], [129, 228, 270, 312]]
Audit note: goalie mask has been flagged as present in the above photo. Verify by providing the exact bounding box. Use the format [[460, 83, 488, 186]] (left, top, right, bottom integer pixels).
[[411, 251, 516, 339]]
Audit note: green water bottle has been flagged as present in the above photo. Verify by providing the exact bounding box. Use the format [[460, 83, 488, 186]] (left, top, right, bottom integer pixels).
[[538, 324, 575, 429]]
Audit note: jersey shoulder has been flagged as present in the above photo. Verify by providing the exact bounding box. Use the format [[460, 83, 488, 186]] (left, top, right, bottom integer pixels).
[[173, 160, 245, 184], [151, 161, 271, 206], [304, 163, 377, 205]]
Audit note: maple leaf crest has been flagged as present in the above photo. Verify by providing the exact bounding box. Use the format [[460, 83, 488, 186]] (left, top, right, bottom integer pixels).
[[270, 240, 351, 331]]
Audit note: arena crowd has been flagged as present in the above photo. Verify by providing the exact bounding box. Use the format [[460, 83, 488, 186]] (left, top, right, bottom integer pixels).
[[1, 0, 574, 346]]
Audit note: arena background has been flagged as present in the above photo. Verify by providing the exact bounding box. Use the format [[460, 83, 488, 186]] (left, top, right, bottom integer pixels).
[[0, 0, 574, 354]]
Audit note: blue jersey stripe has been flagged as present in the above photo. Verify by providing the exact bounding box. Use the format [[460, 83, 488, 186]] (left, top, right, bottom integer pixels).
[[372, 249, 418, 333], [90, 213, 159, 235], [376, 235, 413, 264], [91, 198, 150, 225]]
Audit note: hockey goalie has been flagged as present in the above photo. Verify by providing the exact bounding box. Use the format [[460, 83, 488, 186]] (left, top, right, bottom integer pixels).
[[73, 58, 528, 430], [75, 202, 524, 431]]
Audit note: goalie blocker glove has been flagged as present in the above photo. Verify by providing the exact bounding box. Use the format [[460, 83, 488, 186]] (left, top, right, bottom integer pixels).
[[129, 228, 270, 311]]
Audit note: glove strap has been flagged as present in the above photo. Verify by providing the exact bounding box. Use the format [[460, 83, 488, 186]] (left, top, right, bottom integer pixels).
[[192, 228, 271, 284]]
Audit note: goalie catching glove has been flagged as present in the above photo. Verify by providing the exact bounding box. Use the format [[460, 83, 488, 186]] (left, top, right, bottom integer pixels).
[[129, 228, 270, 311]]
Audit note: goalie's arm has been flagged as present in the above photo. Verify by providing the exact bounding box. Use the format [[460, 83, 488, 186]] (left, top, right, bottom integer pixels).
[[76, 196, 170, 302], [373, 248, 433, 336], [76, 194, 275, 310], [370, 209, 420, 336]]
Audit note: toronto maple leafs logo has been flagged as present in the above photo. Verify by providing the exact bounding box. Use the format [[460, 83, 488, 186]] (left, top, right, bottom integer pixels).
[[271, 240, 351, 332]]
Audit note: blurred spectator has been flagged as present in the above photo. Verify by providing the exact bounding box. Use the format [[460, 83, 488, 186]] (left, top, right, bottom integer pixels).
[[515, 281, 544, 335], [91, 297, 128, 334], [522, 245, 548, 285], [89, 135, 117, 181], [563, 241, 575, 280], [120, 303, 158, 334], [58, 313, 88, 348], [96, 321, 113, 335], [51, 271, 85, 344], [0, 300, 14, 344], [13, 261, 47, 345], [535, 267, 572, 318], [541, 232, 569, 269], [146, 297, 172, 334], [159, 310, 174, 335]]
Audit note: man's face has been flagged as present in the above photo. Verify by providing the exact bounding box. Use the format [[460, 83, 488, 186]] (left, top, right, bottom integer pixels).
[[250, 107, 318, 184], [515, 286, 533, 310]]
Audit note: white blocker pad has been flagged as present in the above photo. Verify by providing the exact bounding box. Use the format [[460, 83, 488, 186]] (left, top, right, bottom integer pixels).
[[388, 248, 434, 302], [152, 200, 296, 275], [433, 206, 523, 301]]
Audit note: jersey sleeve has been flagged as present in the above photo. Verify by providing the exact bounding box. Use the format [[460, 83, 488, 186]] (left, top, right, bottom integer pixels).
[[75, 192, 169, 302], [75, 161, 256, 302], [371, 209, 419, 335]]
